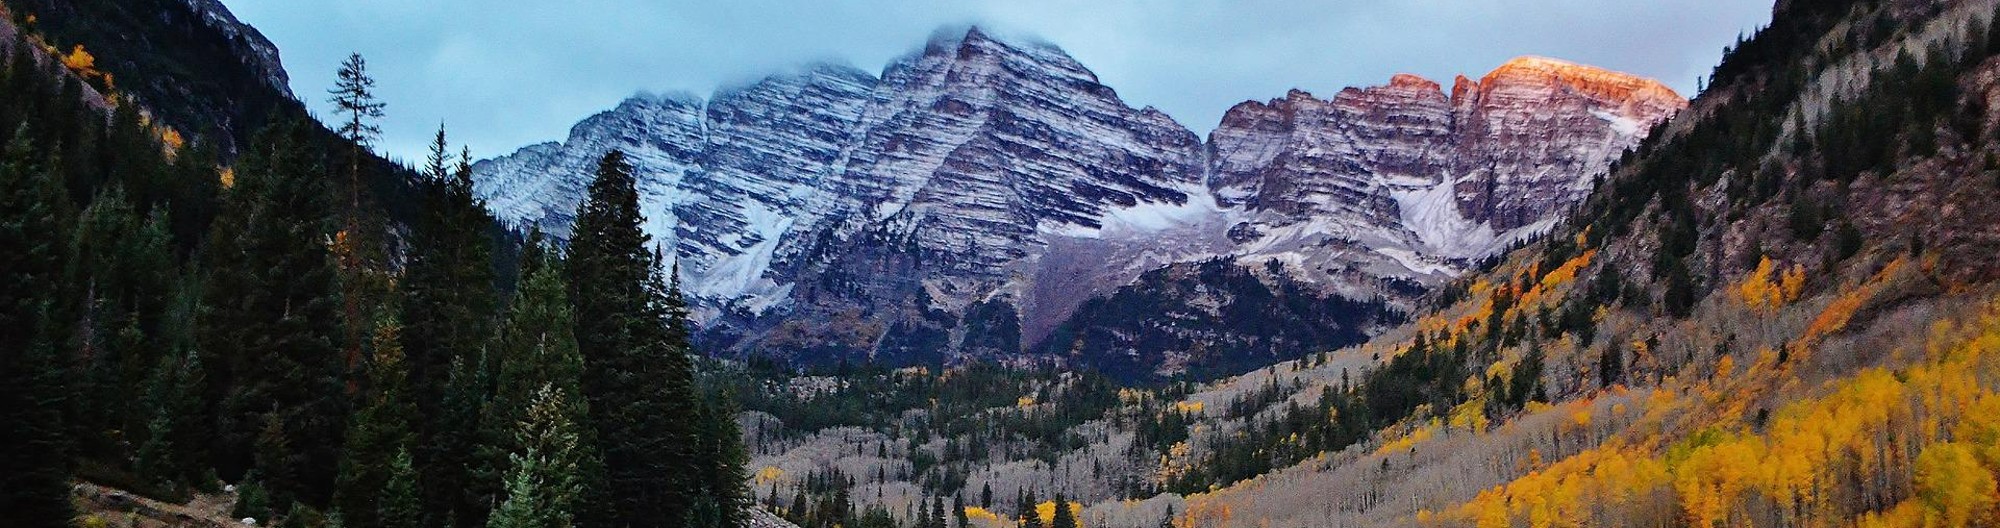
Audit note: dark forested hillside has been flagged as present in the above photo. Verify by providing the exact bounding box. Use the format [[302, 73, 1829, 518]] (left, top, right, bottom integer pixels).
[[0, 2, 755, 527], [10, 0, 291, 155], [1037, 259, 1397, 382]]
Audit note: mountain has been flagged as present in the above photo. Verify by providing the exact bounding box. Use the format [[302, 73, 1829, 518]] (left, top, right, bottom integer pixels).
[[8, 0, 302, 155], [473, 27, 1683, 376], [739, 2, 2000, 528], [1210, 58, 1685, 261]]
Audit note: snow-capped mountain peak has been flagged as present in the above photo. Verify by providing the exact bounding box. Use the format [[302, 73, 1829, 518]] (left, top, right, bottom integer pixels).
[[472, 30, 1682, 372]]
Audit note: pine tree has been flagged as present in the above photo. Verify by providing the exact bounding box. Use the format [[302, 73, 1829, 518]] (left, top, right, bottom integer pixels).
[[334, 312, 418, 528], [482, 242, 605, 527], [425, 353, 490, 526], [0, 124, 77, 528], [1050, 494, 1076, 528], [696, 387, 752, 528], [1020, 490, 1042, 528], [1598, 345, 1625, 389], [487, 385, 588, 528], [953, 493, 967, 528], [405, 125, 499, 527], [68, 186, 176, 456], [135, 344, 206, 487], [200, 118, 347, 504], [327, 52, 390, 401], [380, 447, 421, 528], [568, 150, 698, 526]]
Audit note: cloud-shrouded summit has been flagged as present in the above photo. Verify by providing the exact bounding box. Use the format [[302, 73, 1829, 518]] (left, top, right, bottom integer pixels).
[[224, 0, 1769, 163]]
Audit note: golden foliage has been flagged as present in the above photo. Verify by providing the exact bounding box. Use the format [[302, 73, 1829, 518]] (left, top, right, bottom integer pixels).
[[1538, 250, 1596, 291], [1374, 420, 1438, 457], [158, 127, 186, 158], [1448, 398, 1490, 434], [1157, 441, 1194, 486], [1804, 257, 1907, 344], [1912, 442, 1998, 528], [754, 466, 785, 485], [1780, 264, 1807, 304], [1033, 501, 1084, 528], [61, 44, 96, 72], [1450, 441, 1669, 528], [1439, 296, 2000, 528], [1737, 257, 1783, 312], [1737, 257, 1809, 313], [964, 506, 1005, 524], [1174, 496, 1233, 528]]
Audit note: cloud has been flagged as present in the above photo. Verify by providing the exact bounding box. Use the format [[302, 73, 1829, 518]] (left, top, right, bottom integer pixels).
[[225, 0, 1771, 162]]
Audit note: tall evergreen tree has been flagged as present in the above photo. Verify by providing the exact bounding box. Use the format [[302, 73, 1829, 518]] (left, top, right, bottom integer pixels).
[[327, 52, 389, 394], [487, 385, 588, 528], [404, 125, 499, 527], [380, 447, 422, 528], [135, 343, 207, 487], [481, 243, 605, 527], [953, 493, 967, 528], [425, 353, 491, 526], [1049, 494, 1075, 528], [67, 187, 178, 461], [1020, 490, 1042, 528], [568, 150, 698, 526], [695, 387, 752, 528], [199, 118, 347, 504], [0, 125, 78, 528], [405, 125, 497, 398], [334, 312, 418, 528]]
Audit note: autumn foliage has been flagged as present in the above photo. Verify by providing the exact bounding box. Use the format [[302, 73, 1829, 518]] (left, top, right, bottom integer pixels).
[[1434, 298, 2000, 528]]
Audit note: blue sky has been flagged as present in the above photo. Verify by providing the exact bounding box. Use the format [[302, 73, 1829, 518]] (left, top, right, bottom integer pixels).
[[226, 0, 1773, 164]]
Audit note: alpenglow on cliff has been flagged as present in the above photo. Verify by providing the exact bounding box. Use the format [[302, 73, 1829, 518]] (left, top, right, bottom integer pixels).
[[472, 27, 1684, 377]]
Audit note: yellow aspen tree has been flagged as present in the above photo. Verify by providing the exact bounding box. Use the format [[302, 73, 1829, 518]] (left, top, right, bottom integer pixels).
[[1913, 442, 1998, 528]]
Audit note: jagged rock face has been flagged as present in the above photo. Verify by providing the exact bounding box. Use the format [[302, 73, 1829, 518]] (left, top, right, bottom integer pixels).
[[1210, 75, 1455, 223], [676, 65, 876, 305], [825, 28, 1202, 272], [790, 28, 1205, 334], [181, 0, 290, 97], [1448, 57, 1687, 231], [1209, 57, 1684, 265], [473, 93, 706, 245], [473, 32, 1684, 377], [473, 28, 1205, 331]]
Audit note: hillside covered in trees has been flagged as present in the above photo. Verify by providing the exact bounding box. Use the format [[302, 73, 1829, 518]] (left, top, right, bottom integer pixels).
[[0, 2, 754, 527]]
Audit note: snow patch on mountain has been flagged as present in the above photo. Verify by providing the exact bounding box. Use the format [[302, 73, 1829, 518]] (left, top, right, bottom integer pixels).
[[1392, 177, 1499, 260]]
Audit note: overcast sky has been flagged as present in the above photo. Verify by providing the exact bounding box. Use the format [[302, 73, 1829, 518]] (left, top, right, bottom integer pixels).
[[226, 0, 1773, 163]]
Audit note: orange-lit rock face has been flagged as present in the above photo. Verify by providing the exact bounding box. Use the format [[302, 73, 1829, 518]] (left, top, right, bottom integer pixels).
[[1209, 56, 1685, 255], [1477, 55, 1687, 125]]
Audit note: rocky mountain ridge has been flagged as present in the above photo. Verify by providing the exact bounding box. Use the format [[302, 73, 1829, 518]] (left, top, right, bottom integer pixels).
[[181, 0, 290, 96], [472, 27, 1684, 374]]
